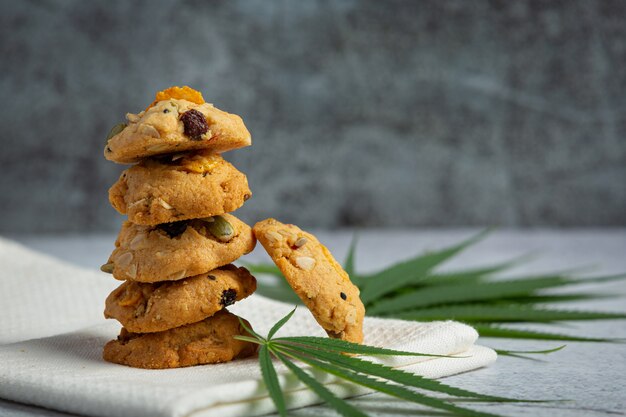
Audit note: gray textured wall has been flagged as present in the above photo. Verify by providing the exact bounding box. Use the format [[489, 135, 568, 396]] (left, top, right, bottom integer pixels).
[[1, 0, 625, 233]]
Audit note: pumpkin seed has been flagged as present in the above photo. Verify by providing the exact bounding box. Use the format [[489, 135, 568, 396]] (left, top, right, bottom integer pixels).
[[106, 123, 127, 143], [205, 216, 234, 242]]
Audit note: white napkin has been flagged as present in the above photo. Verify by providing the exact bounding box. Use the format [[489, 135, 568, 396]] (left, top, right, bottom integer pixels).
[[0, 238, 496, 417]]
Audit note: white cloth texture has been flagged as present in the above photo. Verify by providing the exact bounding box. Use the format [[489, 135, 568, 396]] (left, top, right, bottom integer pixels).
[[0, 237, 496, 417]]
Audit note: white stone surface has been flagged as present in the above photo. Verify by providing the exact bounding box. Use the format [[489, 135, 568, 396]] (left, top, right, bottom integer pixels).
[[4, 229, 626, 417]]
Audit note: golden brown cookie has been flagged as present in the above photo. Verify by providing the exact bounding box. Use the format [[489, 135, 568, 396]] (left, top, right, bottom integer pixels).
[[253, 218, 365, 343], [104, 88, 251, 164], [104, 214, 256, 282], [104, 265, 256, 333], [103, 310, 257, 369], [109, 151, 251, 225], [104, 265, 257, 333]]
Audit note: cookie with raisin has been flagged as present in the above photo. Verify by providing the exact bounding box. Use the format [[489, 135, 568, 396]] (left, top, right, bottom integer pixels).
[[104, 86, 251, 164], [103, 214, 256, 282], [104, 265, 256, 333], [253, 218, 365, 343], [103, 310, 257, 369], [109, 151, 251, 226]]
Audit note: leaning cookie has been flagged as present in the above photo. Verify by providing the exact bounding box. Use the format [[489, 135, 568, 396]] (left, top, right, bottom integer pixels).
[[253, 218, 365, 343], [103, 310, 257, 369], [109, 151, 251, 225], [104, 86, 251, 164], [104, 265, 257, 333], [103, 214, 256, 282]]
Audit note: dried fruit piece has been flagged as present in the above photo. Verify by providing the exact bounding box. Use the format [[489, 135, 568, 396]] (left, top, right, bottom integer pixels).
[[220, 289, 237, 307], [180, 109, 209, 140], [146, 86, 205, 111], [156, 221, 188, 238], [106, 123, 127, 143]]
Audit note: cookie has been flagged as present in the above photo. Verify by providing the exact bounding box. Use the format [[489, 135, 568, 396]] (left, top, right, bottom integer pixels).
[[109, 151, 251, 225], [103, 310, 257, 369], [104, 265, 257, 333], [104, 213, 256, 282], [253, 218, 365, 343], [104, 87, 251, 164]]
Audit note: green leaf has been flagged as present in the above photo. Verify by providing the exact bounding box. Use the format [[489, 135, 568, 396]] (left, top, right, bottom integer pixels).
[[473, 324, 622, 342], [273, 349, 368, 417], [499, 293, 614, 304], [281, 348, 507, 417], [273, 336, 454, 358], [368, 275, 576, 315], [242, 262, 284, 277], [391, 304, 626, 323], [420, 254, 533, 286], [278, 343, 514, 402], [359, 230, 490, 304], [254, 283, 303, 305], [268, 308, 297, 339], [236, 317, 265, 341], [496, 345, 566, 355], [259, 345, 286, 417]]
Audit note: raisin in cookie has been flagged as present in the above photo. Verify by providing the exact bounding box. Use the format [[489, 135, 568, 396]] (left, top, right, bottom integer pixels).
[[253, 218, 365, 343], [104, 265, 257, 333], [109, 151, 251, 225], [103, 310, 257, 369], [104, 86, 251, 164], [104, 214, 256, 282]]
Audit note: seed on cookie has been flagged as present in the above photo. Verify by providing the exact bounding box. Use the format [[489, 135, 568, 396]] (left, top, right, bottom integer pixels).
[[340, 292, 347, 300], [205, 216, 235, 242], [100, 262, 114, 274], [116, 252, 134, 267], [106, 123, 127, 143], [294, 237, 308, 248], [295, 256, 316, 271]]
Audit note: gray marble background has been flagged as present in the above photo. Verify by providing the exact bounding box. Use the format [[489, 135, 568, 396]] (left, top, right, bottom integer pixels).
[[1, 0, 625, 233]]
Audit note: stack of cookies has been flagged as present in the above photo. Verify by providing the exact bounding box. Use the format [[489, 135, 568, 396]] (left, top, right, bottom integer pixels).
[[100, 87, 259, 369]]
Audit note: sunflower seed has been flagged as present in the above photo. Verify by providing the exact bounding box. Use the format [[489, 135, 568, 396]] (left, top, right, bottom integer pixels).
[[295, 256, 316, 271], [294, 237, 308, 247], [157, 198, 173, 210], [127, 264, 137, 279], [264, 231, 282, 243], [146, 143, 170, 153], [126, 113, 140, 123], [169, 270, 187, 280], [116, 252, 133, 267], [138, 123, 160, 138], [129, 234, 147, 250], [100, 262, 114, 274]]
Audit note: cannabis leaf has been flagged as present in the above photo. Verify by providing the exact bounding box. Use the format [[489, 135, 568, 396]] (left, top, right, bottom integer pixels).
[[235, 308, 531, 417], [245, 231, 626, 343]]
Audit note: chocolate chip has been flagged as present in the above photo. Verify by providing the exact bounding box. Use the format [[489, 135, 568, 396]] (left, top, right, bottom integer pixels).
[[220, 289, 237, 307], [156, 220, 188, 238], [207, 274, 216, 281], [180, 109, 208, 140], [340, 292, 347, 300]]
